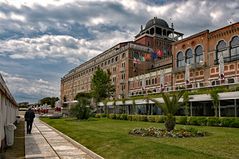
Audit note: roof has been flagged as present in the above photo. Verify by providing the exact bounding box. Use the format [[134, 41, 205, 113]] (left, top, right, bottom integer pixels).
[[145, 17, 169, 29]]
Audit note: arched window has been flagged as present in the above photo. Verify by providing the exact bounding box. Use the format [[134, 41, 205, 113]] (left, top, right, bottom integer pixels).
[[177, 52, 184, 67], [122, 53, 126, 58], [195, 45, 203, 63], [185, 49, 193, 64], [216, 40, 228, 63], [230, 36, 239, 61]]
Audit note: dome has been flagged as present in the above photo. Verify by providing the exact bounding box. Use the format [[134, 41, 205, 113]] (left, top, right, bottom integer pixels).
[[145, 17, 169, 29]]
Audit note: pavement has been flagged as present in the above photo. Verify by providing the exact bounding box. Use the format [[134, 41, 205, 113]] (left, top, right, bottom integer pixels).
[[25, 117, 102, 159]]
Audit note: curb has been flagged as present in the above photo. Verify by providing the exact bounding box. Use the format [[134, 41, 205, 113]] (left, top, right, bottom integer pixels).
[[39, 119, 104, 159]]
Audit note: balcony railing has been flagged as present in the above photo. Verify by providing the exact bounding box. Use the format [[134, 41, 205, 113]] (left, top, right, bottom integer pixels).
[[120, 67, 125, 72], [120, 79, 126, 84], [214, 55, 239, 65], [129, 78, 239, 97]]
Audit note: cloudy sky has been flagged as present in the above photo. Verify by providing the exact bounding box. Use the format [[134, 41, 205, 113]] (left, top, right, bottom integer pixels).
[[0, 0, 238, 103]]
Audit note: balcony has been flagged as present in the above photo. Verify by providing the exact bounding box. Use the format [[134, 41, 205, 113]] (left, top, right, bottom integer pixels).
[[120, 67, 125, 72], [154, 57, 172, 68], [214, 55, 239, 65], [173, 62, 206, 73], [120, 79, 125, 84]]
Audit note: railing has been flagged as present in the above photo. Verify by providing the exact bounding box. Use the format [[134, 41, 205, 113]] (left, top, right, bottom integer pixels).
[[129, 79, 239, 97]]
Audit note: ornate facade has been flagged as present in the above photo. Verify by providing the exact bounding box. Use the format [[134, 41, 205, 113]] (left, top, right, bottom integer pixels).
[[61, 17, 183, 101], [173, 22, 239, 89], [61, 18, 239, 108]]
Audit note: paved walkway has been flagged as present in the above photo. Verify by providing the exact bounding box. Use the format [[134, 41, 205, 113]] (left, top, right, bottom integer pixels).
[[25, 118, 98, 159]]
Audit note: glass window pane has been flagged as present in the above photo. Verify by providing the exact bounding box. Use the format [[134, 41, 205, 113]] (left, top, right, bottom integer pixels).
[[231, 36, 239, 47], [223, 50, 229, 57], [217, 40, 227, 51]]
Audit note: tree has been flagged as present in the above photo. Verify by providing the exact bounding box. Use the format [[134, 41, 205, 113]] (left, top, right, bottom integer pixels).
[[91, 68, 115, 102], [103, 99, 108, 114], [150, 91, 185, 132], [183, 91, 189, 116], [74, 92, 92, 100], [210, 88, 220, 117], [39, 97, 59, 108], [132, 99, 136, 115], [70, 93, 91, 120]]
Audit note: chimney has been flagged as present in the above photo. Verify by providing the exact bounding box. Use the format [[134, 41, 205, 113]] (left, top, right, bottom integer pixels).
[[141, 25, 143, 30]]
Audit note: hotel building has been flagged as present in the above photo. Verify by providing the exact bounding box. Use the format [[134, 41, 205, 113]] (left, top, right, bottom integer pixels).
[[61, 18, 239, 117], [61, 17, 183, 101]]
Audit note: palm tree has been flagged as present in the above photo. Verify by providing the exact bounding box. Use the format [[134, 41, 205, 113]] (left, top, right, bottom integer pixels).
[[150, 91, 185, 131], [70, 95, 91, 120]]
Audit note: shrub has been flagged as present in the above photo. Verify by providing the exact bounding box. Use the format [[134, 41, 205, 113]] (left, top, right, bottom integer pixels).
[[220, 118, 235, 127], [132, 115, 139, 121], [230, 119, 239, 128], [197, 117, 208, 126], [207, 117, 221, 126], [155, 116, 166, 123], [120, 114, 128, 120], [116, 114, 121, 120], [140, 115, 148, 122], [95, 114, 101, 118], [101, 114, 107, 117], [188, 117, 207, 126], [155, 116, 160, 123], [177, 116, 188, 125], [188, 117, 200, 125], [147, 116, 155, 122], [109, 114, 116, 119], [127, 115, 133, 121]]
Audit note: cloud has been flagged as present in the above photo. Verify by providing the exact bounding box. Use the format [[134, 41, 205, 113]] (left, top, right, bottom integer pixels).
[[0, 71, 59, 102], [0, 32, 132, 64]]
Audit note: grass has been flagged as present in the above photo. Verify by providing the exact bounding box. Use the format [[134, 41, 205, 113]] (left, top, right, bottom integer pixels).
[[41, 117, 239, 159], [3, 119, 25, 159]]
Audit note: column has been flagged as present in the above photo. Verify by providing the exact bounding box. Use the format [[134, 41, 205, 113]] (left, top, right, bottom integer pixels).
[[190, 102, 193, 116], [235, 99, 237, 117], [219, 101, 221, 117]]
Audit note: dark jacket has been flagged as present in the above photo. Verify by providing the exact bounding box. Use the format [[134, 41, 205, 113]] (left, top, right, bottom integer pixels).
[[25, 109, 35, 122]]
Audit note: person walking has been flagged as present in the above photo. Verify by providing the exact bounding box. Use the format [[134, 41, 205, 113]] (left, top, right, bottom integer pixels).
[[24, 107, 35, 134]]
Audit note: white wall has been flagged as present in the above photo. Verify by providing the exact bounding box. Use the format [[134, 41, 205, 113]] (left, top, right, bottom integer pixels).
[[0, 92, 18, 148]]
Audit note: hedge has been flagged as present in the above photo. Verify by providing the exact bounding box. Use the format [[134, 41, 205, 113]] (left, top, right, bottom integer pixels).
[[95, 114, 239, 128]]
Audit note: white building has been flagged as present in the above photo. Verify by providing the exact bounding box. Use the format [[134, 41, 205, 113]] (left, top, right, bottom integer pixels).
[[0, 74, 18, 150]]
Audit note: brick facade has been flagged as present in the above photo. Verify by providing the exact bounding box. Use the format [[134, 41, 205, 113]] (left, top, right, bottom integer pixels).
[[61, 18, 239, 101]]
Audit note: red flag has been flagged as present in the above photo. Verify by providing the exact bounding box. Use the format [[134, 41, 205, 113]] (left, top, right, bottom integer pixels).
[[157, 50, 163, 57], [144, 54, 151, 61]]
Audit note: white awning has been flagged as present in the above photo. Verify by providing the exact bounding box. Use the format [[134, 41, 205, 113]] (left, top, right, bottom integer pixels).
[[219, 91, 239, 100], [116, 101, 123, 105], [189, 94, 211, 102], [125, 100, 133, 105], [189, 91, 239, 102], [152, 98, 164, 103], [98, 102, 104, 106], [135, 99, 154, 105], [107, 101, 114, 106]]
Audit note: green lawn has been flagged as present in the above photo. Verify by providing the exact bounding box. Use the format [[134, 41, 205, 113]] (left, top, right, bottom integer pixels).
[[41, 118, 239, 159]]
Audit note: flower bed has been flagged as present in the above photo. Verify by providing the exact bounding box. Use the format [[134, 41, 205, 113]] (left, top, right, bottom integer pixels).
[[129, 127, 208, 138]]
